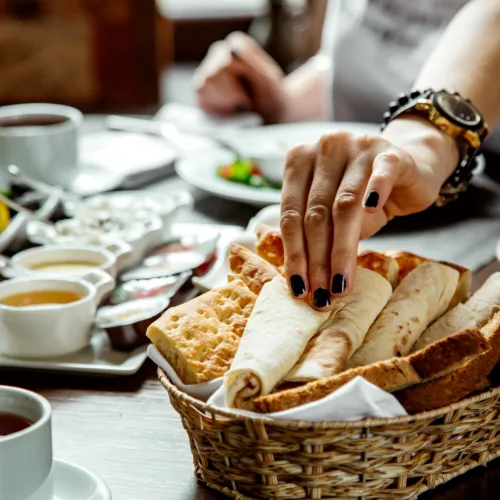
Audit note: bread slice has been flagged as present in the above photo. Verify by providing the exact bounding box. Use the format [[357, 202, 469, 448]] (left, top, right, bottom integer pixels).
[[146, 279, 256, 384], [252, 328, 489, 413], [356, 249, 399, 288], [395, 311, 500, 413], [229, 243, 281, 295], [255, 224, 285, 269]]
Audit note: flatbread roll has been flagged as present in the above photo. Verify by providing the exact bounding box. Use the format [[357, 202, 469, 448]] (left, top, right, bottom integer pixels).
[[229, 243, 281, 295], [441, 261, 472, 307], [383, 250, 471, 306], [414, 273, 500, 352], [284, 268, 392, 382], [147, 279, 256, 384], [224, 277, 330, 409], [383, 250, 429, 286], [253, 328, 489, 413], [411, 303, 477, 352], [356, 249, 399, 288], [347, 262, 459, 368], [464, 272, 500, 327]]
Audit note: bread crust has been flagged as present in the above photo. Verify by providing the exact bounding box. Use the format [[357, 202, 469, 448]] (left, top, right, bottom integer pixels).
[[146, 279, 256, 384], [252, 328, 489, 413], [229, 243, 281, 295], [395, 311, 500, 413], [356, 249, 399, 288], [255, 224, 285, 268]]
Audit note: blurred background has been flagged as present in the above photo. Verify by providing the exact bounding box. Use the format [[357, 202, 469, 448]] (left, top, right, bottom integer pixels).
[[0, 0, 328, 113]]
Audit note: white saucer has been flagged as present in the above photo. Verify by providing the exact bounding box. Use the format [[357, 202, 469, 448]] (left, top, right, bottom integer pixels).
[[52, 458, 111, 500]]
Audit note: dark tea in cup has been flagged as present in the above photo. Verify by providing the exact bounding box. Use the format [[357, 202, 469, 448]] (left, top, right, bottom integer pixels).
[[0, 411, 33, 436], [0, 114, 69, 128]]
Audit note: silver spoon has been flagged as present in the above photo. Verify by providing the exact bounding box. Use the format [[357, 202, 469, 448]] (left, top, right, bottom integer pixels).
[[0, 191, 40, 218], [8, 164, 82, 205]]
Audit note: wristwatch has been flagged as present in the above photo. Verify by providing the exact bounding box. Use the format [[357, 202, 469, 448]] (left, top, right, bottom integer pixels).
[[381, 89, 489, 206]]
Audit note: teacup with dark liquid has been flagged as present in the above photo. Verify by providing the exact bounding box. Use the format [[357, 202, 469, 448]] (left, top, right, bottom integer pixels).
[[0, 386, 53, 499], [0, 103, 83, 189]]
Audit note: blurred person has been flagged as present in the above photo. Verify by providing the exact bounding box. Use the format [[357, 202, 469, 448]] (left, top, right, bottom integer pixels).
[[194, 0, 500, 309]]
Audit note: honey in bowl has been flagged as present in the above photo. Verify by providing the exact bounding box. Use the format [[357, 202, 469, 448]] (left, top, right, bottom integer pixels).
[[1, 290, 83, 307], [28, 261, 99, 275]]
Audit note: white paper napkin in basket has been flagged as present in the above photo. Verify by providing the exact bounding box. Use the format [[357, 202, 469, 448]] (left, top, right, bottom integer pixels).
[[148, 345, 222, 401], [148, 345, 408, 421]]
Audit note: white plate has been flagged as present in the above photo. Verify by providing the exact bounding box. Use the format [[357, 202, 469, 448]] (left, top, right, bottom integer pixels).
[[52, 458, 111, 500], [68, 163, 124, 197], [0, 327, 147, 376], [79, 130, 177, 191], [175, 122, 378, 206]]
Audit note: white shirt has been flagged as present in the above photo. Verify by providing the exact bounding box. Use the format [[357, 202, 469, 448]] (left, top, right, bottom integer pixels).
[[321, 0, 499, 152]]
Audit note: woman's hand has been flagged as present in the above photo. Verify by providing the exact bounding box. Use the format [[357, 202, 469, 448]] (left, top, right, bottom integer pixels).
[[193, 32, 288, 123], [281, 116, 459, 310]]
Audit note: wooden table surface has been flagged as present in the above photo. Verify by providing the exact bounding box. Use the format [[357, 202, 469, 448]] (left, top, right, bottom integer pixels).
[[2, 118, 500, 499]]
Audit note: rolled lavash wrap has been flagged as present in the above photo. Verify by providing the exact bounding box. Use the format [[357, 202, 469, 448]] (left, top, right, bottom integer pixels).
[[284, 267, 392, 382], [346, 262, 459, 368], [412, 272, 500, 351], [224, 277, 331, 409]]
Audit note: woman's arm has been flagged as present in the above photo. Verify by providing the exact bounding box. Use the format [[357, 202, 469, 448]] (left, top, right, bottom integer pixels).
[[414, 0, 500, 127], [281, 0, 500, 309], [383, 0, 500, 189]]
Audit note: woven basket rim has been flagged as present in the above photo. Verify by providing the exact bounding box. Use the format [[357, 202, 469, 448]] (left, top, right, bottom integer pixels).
[[158, 367, 500, 429]]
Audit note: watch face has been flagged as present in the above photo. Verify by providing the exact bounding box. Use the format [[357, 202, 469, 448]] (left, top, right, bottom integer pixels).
[[435, 92, 482, 127]]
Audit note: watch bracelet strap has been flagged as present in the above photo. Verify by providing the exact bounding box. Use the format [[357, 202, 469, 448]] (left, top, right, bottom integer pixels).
[[381, 88, 485, 206]]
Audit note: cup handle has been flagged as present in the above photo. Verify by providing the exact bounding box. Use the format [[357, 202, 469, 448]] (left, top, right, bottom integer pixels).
[[81, 269, 115, 304]]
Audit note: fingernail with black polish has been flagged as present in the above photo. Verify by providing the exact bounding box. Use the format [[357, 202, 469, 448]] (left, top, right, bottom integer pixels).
[[331, 273, 347, 294], [235, 103, 247, 113], [290, 275, 306, 297], [314, 288, 331, 308], [364, 190, 379, 208]]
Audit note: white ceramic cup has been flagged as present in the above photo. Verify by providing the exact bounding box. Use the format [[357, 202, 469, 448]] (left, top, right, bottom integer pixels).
[[0, 103, 83, 189], [0, 386, 53, 500], [8, 241, 132, 279], [0, 270, 115, 358]]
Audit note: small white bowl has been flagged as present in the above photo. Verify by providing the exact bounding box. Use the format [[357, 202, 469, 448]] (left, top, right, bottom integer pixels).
[[251, 154, 285, 185], [6, 242, 132, 280]]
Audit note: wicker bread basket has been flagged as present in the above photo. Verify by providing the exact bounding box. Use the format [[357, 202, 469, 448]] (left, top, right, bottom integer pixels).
[[159, 368, 500, 499]]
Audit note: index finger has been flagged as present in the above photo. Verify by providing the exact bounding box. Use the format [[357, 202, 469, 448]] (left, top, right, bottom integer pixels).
[[280, 145, 315, 298]]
